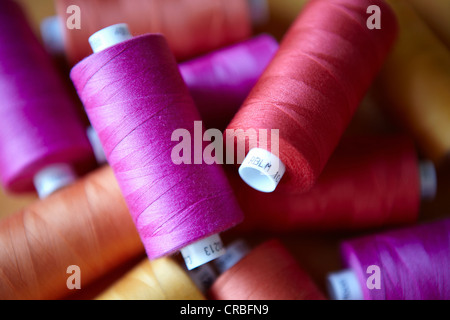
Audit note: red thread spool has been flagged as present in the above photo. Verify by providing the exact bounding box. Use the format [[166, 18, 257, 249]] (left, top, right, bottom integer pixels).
[[227, 0, 398, 193], [229, 135, 436, 233], [52, 0, 260, 65], [208, 239, 325, 300]]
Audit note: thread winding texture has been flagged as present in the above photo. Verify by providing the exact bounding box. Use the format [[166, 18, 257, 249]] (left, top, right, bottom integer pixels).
[[0, 166, 144, 300], [226, 0, 398, 193], [209, 239, 325, 300], [56, 0, 252, 65], [340, 218, 450, 300], [0, 0, 94, 193], [71, 34, 244, 260], [231, 135, 421, 232]]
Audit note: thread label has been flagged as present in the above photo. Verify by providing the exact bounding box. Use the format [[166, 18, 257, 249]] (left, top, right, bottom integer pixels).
[[181, 234, 226, 270], [238, 148, 286, 193]]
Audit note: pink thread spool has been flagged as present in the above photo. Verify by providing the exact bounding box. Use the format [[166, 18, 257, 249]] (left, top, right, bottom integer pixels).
[[327, 218, 450, 300], [0, 0, 94, 198], [70, 24, 244, 270]]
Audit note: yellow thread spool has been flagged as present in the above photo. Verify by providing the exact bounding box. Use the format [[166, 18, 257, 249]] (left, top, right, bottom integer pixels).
[[409, 0, 450, 50], [95, 257, 205, 300], [376, 0, 450, 166]]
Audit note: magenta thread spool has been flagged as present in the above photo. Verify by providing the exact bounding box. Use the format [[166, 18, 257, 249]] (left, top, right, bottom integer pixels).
[[179, 34, 278, 129], [0, 0, 94, 198], [327, 218, 450, 300], [70, 24, 244, 270]]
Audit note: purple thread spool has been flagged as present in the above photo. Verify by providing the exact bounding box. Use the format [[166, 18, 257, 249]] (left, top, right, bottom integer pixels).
[[327, 218, 450, 300], [179, 34, 278, 129], [70, 24, 244, 270], [0, 0, 94, 198]]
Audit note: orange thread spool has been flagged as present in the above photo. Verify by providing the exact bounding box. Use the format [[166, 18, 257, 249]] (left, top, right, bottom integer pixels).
[[0, 166, 143, 300]]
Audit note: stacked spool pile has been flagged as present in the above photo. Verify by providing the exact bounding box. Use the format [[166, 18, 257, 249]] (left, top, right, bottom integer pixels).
[[0, 0, 449, 301]]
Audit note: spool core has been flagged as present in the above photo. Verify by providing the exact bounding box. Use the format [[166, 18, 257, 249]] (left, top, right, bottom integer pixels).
[[33, 163, 78, 198], [326, 269, 363, 300], [238, 148, 286, 192], [40, 16, 65, 54], [87, 126, 107, 164], [88, 23, 226, 270], [419, 161, 437, 200]]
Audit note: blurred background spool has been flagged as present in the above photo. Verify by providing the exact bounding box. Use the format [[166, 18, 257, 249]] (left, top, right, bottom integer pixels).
[[95, 257, 205, 300], [408, 0, 450, 50], [71, 25, 244, 269], [327, 218, 450, 300], [263, 0, 308, 40], [374, 0, 450, 167], [208, 239, 325, 300], [226, 0, 398, 194], [179, 34, 278, 130], [0, 0, 95, 197], [229, 135, 436, 233], [51, 0, 266, 65], [0, 166, 144, 300]]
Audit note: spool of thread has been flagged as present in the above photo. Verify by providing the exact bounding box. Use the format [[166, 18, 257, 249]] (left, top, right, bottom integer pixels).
[[327, 218, 450, 300], [179, 34, 278, 130], [229, 135, 436, 233], [49, 0, 267, 65], [408, 0, 450, 50], [208, 239, 325, 300], [0, 166, 144, 300], [95, 257, 205, 300], [226, 0, 398, 193], [70, 24, 244, 270], [0, 0, 95, 198], [375, 0, 450, 166], [73, 34, 279, 165]]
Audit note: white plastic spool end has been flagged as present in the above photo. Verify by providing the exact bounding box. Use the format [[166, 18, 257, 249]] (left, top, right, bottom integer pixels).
[[89, 23, 132, 53], [213, 239, 251, 273], [247, 0, 270, 27], [87, 126, 107, 165], [238, 148, 286, 193], [326, 269, 363, 300], [419, 161, 437, 201], [33, 163, 78, 199], [180, 234, 226, 270], [40, 15, 65, 55]]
